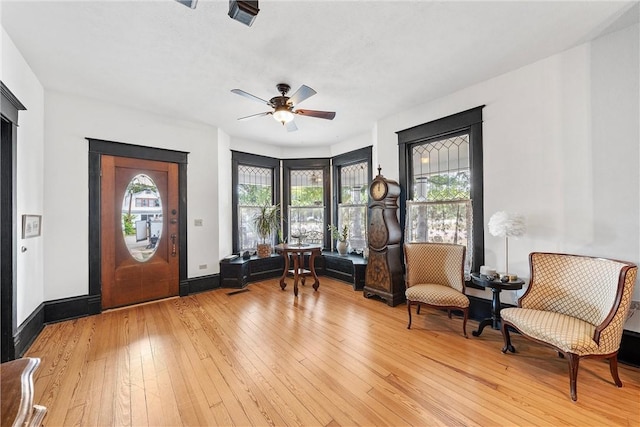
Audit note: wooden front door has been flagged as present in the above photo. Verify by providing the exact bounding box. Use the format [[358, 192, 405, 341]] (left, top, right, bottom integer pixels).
[[101, 155, 179, 309]]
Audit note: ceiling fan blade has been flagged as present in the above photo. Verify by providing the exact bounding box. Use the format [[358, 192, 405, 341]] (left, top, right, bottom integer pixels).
[[237, 111, 271, 121], [288, 85, 317, 106], [294, 109, 336, 120], [231, 89, 271, 105], [285, 120, 298, 132]]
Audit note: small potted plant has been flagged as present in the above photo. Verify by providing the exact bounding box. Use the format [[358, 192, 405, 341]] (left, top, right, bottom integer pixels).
[[253, 203, 280, 258], [328, 224, 349, 255]]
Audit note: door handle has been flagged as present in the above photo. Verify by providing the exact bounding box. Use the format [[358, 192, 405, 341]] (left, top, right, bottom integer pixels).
[[171, 234, 177, 257]]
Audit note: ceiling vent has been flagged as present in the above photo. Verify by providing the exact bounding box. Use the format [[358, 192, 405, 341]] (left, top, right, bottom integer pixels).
[[175, 0, 197, 9], [228, 1, 259, 27]]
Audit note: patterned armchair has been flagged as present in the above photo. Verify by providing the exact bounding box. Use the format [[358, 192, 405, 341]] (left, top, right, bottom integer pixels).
[[404, 243, 468, 337], [501, 252, 637, 401]]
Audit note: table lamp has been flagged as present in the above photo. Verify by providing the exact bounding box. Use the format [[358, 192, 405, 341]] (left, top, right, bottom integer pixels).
[[488, 211, 526, 279]]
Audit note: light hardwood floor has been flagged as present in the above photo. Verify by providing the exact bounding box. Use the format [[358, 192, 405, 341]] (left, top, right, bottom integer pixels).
[[25, 277, 640, 426]]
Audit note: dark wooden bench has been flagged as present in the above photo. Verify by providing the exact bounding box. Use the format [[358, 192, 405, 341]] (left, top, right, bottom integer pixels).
[[219, 251, 367, 290]]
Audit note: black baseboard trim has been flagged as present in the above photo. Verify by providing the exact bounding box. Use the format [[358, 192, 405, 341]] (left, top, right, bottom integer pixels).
[[186, 274, 220, 294], [619, 330, 640, 367], [13, 303, 44, 358], [179, 280, 190, 296], [468, 295, 496, 322], [468, 296, 639, 366], [44, 295, 92, 323], [88, 295, 102, 315]]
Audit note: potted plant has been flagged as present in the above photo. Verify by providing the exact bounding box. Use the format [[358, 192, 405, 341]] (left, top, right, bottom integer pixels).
[[253, 203, 280, 258], [328, 224, 349, 255]]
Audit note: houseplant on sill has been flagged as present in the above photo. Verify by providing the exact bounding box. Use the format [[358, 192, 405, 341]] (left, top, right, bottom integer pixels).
[[253, 203, 280, 258], [328, 224, 349, 255]]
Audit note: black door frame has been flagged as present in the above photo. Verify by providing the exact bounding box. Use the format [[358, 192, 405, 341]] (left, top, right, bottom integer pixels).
[[1, 82, 26, 362], [87, 139, 189, 314]]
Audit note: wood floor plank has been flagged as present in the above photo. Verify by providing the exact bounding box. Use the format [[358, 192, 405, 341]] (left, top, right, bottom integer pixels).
[[204, 293, 382, 426], [127, 306, 150, 427], [24, 277, 640, 426]]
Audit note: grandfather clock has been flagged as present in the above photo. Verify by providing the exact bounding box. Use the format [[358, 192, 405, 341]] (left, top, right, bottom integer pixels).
[[364, 166, 404, 306]]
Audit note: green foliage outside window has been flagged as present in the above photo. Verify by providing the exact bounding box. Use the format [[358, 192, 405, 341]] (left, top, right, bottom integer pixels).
[[238, 183, 272, 206], [291, 186, 324, 206], [410, 170, 471, 245], [422, 171, 470, 201], [122, 213, 136, 236]]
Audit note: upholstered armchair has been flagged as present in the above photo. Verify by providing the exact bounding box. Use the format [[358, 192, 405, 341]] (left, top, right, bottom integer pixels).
[[501, 252, 637, 401], [404, 243, 468, 337]]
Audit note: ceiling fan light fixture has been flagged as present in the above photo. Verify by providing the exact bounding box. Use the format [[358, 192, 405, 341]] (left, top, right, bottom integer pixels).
[[273, 107, 294, 124]]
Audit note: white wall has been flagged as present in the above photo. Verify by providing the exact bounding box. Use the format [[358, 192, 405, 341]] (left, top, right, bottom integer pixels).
[[217, 129, 233, 258], [1, 28, 46, 326], [43, 91, 220, 301], [330, 130, 375, 159], [230, 136, 337, 160], [590, 23, 640, 330], [373, 24, 640, 329]]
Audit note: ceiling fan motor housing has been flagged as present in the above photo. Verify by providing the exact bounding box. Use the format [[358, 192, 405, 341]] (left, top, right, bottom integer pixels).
[[270, 96, 291, 109], [276, 83, 291, 96]]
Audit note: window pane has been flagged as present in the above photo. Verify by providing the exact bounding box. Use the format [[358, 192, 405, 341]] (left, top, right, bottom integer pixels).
[[238, 206, 261, 252], [290, 169, 324, 207], [409, 134, 473, 276], [340, 162, 368, 204], [288, 169, 324, 245], [405, 200, 471, 245], [405, 200, 473, 274], [336, 161, 368, 254], [338, 204, 367, 253], [238, 165, 272, 206], [237, 165, 274, 252], [412, 134, 470, 202], [289, 206, 324, 244]]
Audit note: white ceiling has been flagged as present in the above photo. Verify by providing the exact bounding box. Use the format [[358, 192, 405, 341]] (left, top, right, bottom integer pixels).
[[2, 1, 637, 147]]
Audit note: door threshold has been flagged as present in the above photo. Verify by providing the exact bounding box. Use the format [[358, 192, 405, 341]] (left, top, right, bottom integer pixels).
[[102, 296, 180, 313]]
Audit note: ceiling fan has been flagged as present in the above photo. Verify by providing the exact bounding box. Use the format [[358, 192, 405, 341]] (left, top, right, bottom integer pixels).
[[231, 83, 336, 132]]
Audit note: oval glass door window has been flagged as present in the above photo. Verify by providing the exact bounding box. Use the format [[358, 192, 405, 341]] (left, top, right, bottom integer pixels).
[[122, 174, 163, 262]]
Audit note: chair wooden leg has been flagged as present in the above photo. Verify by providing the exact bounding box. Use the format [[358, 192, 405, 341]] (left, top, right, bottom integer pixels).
[[416, 304, 421, 315], [407, 300, 413, 329], [609, 354, 622, 387], [568, 353, 580, 401], [461, 308, 468, 338], [447, 309, 452, 319], [501, 321, 515, 353]]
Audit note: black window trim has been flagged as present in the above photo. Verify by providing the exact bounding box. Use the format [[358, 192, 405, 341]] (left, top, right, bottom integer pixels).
[[282, 158, 331, 249], [397, 105, 485, 274], [231, 151, 281, 253], [331, 146, 373, 252]]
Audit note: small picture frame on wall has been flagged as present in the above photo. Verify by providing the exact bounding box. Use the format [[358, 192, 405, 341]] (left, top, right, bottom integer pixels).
[[22, 214, 42, 239]]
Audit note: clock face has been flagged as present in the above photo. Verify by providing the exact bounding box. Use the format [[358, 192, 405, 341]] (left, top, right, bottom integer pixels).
[[370, 179, 387, 200]]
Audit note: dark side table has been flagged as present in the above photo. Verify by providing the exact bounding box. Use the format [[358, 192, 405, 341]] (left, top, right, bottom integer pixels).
[[275, 243, 322, 296], [470, 273, 524, 337]]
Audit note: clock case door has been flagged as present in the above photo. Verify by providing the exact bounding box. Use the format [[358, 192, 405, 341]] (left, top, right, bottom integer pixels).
[[364, 199, 404, 306]]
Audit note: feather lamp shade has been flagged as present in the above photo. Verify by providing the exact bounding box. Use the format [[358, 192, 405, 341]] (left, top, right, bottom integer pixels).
[[488, 211, 526, 277]]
